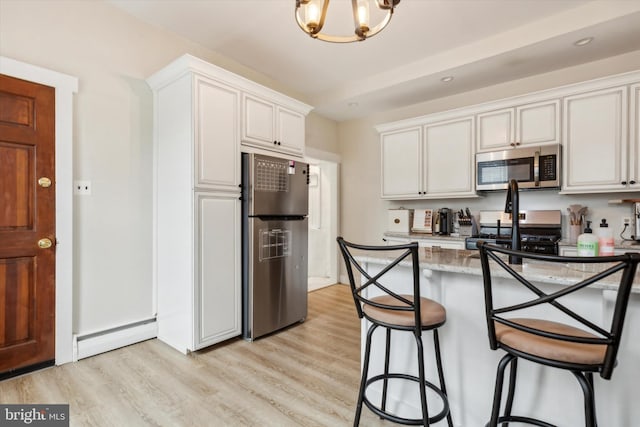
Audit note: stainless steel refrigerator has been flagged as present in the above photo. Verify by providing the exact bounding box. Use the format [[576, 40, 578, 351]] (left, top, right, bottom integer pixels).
[[241, 153, 309, 340]]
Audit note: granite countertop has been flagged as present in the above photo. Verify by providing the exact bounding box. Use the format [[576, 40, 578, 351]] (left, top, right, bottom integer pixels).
[[558, 239, 640, 250], [385, 232, 640, 250], [356, 246, 640, 293], [383, 232, 467, 241]]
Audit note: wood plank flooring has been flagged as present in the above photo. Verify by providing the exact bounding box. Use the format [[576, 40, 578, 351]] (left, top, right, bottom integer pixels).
[[0, 285, 390, 426]]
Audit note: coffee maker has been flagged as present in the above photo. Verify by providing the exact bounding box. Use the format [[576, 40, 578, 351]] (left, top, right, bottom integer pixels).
[[434, 208, 452, 235]]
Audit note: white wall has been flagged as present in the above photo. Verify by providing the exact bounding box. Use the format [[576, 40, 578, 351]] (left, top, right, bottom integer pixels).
[[3, 0, 637, 340], [337, 51, 640, 247], [0, 0, 338, 337]]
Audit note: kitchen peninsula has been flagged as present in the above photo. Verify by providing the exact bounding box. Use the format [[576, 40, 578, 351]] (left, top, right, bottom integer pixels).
[[356, 247, 640, 426]]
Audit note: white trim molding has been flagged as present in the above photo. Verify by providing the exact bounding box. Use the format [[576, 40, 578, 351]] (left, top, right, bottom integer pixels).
[[0, 56, 78, 365], [73, 319, 157, 361]]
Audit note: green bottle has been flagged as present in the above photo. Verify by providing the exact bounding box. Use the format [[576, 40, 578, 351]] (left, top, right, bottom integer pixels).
[[577, 221, 599, 256]]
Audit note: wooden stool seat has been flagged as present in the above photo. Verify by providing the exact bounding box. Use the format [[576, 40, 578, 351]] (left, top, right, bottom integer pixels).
[[364, 295, 446, 328], [495, 318, 606, 366]]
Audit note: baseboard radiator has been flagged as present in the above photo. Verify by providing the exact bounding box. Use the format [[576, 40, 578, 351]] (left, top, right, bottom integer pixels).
[[73, 318, 157, 361]]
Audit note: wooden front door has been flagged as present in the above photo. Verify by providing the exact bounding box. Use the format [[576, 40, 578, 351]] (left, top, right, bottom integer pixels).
[[0, 74, 56, 375]]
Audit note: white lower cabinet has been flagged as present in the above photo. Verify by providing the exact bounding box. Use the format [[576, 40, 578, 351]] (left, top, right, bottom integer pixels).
[[195, 193, 241, 348]]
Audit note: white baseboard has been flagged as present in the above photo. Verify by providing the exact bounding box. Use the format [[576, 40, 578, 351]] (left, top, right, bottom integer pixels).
[[73, 318, 157, 361]]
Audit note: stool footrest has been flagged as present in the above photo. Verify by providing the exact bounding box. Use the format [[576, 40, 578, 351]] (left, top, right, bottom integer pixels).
[[363, 373, 450, 426], [485, 415, 556, 427]]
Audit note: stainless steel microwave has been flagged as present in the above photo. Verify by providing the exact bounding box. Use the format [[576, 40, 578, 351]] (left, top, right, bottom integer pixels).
[[476, 144, 560, 191]]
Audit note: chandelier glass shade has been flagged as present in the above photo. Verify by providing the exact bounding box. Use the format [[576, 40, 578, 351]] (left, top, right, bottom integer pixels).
[[295, 0, 400, 43]]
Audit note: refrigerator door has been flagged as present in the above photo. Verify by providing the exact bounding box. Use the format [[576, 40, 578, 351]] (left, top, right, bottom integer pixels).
[[244, 217, 308, 340], [246, 153, 309, 217]]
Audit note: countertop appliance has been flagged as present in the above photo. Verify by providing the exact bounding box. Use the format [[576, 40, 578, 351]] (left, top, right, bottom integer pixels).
[[476, 145, 560, 191], [434, 208, 453, 235], [465, 210, 562, 254], [241, 153, 309, 340]]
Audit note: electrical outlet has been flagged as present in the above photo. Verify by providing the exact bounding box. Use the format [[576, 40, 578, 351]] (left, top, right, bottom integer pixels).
[[74, 180, 92, 196], [623, 217, 631, 227]]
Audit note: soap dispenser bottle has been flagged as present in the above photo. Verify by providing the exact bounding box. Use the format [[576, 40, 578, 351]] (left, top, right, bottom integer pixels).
[[596, 219, 615, 256], [577, 221, 598, 257]]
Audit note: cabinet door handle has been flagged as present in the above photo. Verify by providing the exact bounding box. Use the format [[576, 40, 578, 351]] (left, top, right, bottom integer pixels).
[[631, 180, 637, 185], [273, 140, 278, 145], [622, 181, 627, 185]]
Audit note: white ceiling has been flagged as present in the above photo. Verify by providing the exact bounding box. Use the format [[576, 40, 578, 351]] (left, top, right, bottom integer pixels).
[[109, 0, 640, 121]]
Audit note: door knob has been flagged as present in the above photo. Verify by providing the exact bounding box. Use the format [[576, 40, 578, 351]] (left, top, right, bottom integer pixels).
[[38, 177, 52, 188], [38, 238, 53, 249]]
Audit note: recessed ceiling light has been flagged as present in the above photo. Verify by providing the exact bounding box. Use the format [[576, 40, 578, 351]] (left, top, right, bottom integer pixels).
[[574, 37, 594, 47], [348, 102, 359, 108], [441, 76, 454, 83]]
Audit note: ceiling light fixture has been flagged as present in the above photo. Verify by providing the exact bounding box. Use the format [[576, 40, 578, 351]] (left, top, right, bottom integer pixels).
[[441, 76, 454, 83], [295, 0, 400, 43], [574, 37, 594, 47]]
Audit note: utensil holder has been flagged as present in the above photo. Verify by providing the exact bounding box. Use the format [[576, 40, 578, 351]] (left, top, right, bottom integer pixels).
[[569, 224, 581, 244]]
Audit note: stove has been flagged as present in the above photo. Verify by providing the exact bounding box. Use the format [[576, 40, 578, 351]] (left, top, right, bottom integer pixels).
[[465, 210, 562, 255]]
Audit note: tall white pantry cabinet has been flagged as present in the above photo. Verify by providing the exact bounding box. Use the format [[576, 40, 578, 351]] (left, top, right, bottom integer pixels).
[[147, 55, 311, 353], [147, 57, 240, 353]]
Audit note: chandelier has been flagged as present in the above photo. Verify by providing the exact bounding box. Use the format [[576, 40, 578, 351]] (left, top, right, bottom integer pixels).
[[295, 0, 400, 43]]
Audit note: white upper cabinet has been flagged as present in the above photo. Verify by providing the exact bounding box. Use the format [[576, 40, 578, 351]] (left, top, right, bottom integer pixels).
[[424, 117, 475, 197], [630, 83, 640, 189], [562, 86, 630, 193], [476, 99, 560, 152], [380, 116, 475, 199], [381, 127, 422, 198], [377, 70, 640, 200], [195, 76, 240, 191], [242, 93, 307, 156]]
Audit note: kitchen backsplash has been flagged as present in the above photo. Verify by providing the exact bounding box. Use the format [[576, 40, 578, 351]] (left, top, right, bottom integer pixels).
[[388, 190, 638, 241]]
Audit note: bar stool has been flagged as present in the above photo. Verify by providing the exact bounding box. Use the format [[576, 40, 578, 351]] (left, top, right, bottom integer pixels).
[[337, 237, 453, 427], [477, 241, 640, 427]]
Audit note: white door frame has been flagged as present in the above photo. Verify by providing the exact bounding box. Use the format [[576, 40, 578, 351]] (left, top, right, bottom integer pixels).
[[305, 147, 340, 284], [0, 56, 77, 365]]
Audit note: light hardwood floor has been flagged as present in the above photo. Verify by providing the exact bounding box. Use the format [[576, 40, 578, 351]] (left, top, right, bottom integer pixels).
[[0, 285, 391, 426]]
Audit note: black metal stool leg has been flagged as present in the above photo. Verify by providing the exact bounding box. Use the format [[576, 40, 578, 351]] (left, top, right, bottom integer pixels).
[[488, 353, 516, 427], [381, 328, 391, 414], [573, 371, 597, 427], [433, 329, 453, 427], [414, 331, 431, 426], [354, 324, 377, 427], [586, 373, 597, 427], [501, 357, 518, 427]]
